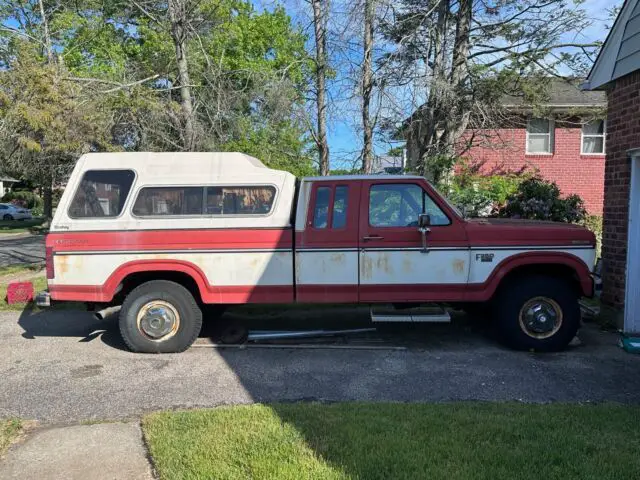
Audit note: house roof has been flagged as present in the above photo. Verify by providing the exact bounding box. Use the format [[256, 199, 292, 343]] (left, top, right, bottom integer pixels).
[[502, 78, 606, 108], [585, 0, 640, 90], [0, 174, 18, 183]]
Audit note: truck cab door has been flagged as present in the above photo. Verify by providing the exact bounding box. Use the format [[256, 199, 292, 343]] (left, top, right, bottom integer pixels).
[[358, 179, 470, 303], [295, 181, 361, 302]]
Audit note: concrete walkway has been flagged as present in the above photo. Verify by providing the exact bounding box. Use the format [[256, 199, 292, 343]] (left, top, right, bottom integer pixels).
[[0, 423, 154, 480]]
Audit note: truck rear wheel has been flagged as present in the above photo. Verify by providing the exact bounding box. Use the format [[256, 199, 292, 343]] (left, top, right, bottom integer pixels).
[[119, 280, 202, 353], [494, 276, 580, 352]]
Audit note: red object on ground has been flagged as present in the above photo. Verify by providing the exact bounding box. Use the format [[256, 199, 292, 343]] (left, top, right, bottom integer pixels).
[[6, 281, 34, 304]]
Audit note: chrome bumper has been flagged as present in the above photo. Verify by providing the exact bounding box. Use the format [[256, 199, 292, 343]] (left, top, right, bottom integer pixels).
[[36, 291, 51, 307]]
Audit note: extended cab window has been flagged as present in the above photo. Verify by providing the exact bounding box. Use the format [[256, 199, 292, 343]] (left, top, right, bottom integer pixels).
[[68, 170, 135, 218], [312, 187, 331, 228], [205, 186, 275, 215], [369, 184, 450, 227], [133, 187, 204, 216]]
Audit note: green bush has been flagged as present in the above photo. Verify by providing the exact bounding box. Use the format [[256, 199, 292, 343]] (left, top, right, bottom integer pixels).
[[499, 177, 587, 223], [581, 215, 603, 257], [1, 190, 43, 215], [444, 161, 523, 217]]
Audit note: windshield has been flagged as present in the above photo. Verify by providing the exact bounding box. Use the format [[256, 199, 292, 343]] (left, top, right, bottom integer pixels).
[[427, 181, 464, 218]]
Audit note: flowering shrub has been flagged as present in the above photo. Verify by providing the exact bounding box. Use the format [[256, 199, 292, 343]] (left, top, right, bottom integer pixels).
[[499, 177, 586, 223]]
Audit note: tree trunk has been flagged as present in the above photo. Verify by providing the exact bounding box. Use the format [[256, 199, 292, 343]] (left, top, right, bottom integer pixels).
[[37, 0, 54, 63], [418, 0, 449, 178], [444, 0, 472, 149], [43, 182, 53, 221], [361, 0, 375, 174], [168, 0, 195, 151], [311, 0, 330, 176]]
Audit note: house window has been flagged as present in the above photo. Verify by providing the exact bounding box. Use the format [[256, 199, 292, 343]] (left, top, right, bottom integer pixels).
[[582, 120, 606, 154], [526, 118, 554, 154]]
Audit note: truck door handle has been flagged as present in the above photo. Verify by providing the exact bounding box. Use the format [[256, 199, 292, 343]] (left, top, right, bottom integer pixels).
[[363, 235, 384, 241]]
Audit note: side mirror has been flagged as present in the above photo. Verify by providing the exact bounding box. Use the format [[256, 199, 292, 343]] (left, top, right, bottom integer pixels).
[[418, 213, 431, 228]]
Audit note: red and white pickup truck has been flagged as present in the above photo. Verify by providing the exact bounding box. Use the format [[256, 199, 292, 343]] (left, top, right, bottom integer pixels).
[[38, 152, 596, 353]]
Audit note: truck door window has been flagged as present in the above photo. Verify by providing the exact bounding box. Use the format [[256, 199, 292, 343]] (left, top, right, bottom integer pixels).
[[369, 184, 450, 227], [68, 170, 135, 218], [332, 186, 349, 229], [312, 187, 331, 228]]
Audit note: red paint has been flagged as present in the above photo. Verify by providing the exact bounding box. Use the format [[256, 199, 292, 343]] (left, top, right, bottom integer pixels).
[[466, 251, 594, 300], [49, 259, 295, 304], [296, 285, 359, 303], [45, 246, 54, 279], [460, 126, 605, 215], [357, 178, 469, 251], [298, 181, 362, 250], [360, 284, 468, 303], [7, 282, 34, 304], [465, 218, 596, 248], [46, 228, 292, 253]]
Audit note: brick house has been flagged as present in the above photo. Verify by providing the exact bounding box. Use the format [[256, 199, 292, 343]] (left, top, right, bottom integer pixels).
[[403, 80, 607, 214], [461, 80, 607, 214], [584, 0, 640, 333]]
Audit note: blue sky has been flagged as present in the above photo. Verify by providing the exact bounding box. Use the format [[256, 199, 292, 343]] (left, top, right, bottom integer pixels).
[[256, 0, 623, 170]]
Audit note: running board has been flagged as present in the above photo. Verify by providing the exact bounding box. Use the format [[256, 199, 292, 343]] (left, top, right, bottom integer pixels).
[[370, 306, 451, 323]]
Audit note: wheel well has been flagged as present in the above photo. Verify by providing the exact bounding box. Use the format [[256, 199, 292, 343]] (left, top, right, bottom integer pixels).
[[114, 271, 203, 305], [496, 263, 582, 297]]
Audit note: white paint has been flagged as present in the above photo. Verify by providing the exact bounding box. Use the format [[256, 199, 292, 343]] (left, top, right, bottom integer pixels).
[[625, 150, 640, 333], [359, 249, 470, 285], [295, 250, 359, 285], [51, 152, 297, 232], [50, 251, 294, 287], [469, 247, 596, 284]]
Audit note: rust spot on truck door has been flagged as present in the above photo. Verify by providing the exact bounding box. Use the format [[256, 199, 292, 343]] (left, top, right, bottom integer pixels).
[[452, 259, 465, 275], [361, 255, 373, 280]]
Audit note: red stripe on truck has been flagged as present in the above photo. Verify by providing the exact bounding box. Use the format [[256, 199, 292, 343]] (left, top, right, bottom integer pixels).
[[46, 228, 293, 252]]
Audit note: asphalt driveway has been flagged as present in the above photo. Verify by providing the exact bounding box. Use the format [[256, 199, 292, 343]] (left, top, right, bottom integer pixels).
[[0, 234, 45, 268], [1, 307, 639, 423]]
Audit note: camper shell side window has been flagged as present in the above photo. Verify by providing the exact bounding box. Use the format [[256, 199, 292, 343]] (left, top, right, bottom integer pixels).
[[131, 185, 277, 217]]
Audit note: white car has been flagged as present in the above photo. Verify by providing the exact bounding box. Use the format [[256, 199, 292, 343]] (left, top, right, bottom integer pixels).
[[0, 203, 33, 221]]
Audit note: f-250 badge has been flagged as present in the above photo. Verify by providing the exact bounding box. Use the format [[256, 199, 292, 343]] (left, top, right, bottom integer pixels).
[[476, 253, 494, 263]]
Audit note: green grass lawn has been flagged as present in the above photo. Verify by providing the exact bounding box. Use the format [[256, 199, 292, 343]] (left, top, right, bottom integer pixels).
[[0, 419, 22, 456], [0, 218, 46, 234], [143, 403, 640, 480]]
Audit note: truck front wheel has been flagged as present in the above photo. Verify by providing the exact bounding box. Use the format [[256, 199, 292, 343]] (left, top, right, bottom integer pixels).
[[495, 276, 580, 352], [119, 280, 202, 353]]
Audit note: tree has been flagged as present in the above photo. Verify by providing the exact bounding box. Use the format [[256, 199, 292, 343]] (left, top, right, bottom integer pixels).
[[310, 0, 330, 175], [380, 0, 600, 179], [0, 47, 110, 218], [361, 0, 375, 173]]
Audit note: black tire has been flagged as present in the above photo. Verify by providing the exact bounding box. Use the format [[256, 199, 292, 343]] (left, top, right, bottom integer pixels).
[[119, 280, 202, 353], [3, 214, 13, 221], [494, 275, 580, 352]]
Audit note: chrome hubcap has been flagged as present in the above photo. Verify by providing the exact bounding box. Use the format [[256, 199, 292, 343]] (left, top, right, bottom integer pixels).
[[137, 300, 180, 341], [519, 297, 563, 339]]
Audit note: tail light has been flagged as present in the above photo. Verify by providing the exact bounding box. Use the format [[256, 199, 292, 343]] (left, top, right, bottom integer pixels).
[[45, 246, 55, 279]]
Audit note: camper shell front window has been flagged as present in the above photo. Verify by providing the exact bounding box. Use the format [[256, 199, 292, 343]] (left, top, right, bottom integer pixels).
[[68, 169, 135, 218]]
